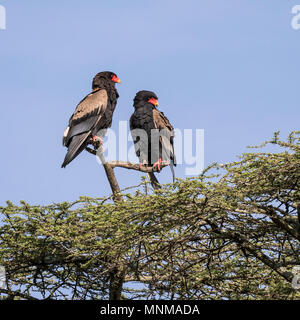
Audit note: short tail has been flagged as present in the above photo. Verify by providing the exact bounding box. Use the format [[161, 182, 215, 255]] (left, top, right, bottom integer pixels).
[[147, 172, 161, 190], [61, 132, 90, 168]]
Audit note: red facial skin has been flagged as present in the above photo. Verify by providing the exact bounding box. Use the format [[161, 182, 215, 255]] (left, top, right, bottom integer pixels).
[[148, 98, 158, 106], [111, 75, 121, 83]]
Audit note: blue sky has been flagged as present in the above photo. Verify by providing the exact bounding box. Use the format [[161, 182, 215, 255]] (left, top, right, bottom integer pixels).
[[0, 0, 299, 205]]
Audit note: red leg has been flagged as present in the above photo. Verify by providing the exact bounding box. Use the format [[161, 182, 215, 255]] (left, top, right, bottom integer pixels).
[[153, 158, 162, 172], [90, 136, 104, 151], [92, 136, 103, 144], [139, 159, 148, 169]]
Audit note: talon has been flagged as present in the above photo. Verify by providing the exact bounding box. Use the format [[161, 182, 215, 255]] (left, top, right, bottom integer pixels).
[[153, 158, 162, 172], [139, 160, 148, 170], [90, 136, 103, 151], [92, 136, 103, 144]]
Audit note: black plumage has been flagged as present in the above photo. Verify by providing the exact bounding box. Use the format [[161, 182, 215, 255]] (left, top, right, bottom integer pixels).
[[130, 90, 176, 188], [61, 71, 120, 168]]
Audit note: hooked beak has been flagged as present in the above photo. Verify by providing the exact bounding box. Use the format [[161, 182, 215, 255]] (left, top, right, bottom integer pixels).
[[112, 75, 121, 84], [148, 98, 159, 106]]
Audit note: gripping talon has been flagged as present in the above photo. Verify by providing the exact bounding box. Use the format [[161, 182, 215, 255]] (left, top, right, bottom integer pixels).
[[139, 160, 148, 170], [92, 136, 103, 143], [153, 158, 162, 172], [90, 136, 103, 150]]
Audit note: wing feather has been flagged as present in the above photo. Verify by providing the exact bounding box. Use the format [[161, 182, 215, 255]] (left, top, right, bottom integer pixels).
[[70, 90, 107, 124], [63, 89, 108, 147], [61, 89, 108, 167], [153, 108, 176, 166]]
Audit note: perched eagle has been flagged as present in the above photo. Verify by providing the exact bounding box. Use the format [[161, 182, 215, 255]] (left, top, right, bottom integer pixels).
[[61, 71, 120, 168], [130, 90, 176, 189]]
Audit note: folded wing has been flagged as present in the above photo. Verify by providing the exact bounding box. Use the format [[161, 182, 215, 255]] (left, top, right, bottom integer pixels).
[[61, 89, 108, 168], [153, 109, 176, 167]]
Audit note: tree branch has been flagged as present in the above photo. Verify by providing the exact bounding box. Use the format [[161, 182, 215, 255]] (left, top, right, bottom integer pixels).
[[88, 146, 122, 202], [0, 288, 39, 300], [207, 220, 294, 283], [86, 146, 124, 298], [85, 147, 168, 173], [109, 161, 168, 173]]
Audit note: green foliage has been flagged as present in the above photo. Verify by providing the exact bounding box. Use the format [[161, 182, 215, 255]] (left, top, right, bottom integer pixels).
[[0, 132, 299, 300]]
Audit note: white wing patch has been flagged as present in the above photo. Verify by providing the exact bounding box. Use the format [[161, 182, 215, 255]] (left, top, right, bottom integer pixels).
[[62, 126, 70, 146]]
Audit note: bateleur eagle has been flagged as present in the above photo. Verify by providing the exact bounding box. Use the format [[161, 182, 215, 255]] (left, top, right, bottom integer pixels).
[[130, 90, 176, 189], [61, 71, 120, 168]]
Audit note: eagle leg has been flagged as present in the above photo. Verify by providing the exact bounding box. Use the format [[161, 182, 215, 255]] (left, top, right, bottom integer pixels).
[[139, 159, 148, 170], [90, 135, 103, 150], [153, 158, 163, 172]]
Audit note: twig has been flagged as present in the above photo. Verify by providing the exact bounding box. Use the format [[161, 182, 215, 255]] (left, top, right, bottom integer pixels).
[[0, 288, 39, 300]]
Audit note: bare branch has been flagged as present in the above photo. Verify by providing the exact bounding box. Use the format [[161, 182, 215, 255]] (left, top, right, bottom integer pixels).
[[108, 161, 168, 173], [85, 147, 168, 173]]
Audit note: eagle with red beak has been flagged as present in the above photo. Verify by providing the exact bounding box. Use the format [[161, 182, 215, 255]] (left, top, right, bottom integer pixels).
[[61, 71, 121, 168], [130, 90, 176, 189]]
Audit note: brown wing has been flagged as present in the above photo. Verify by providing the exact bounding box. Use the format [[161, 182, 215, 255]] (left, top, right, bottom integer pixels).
[[61, 89, 108, 168], [152, 108, 174, 131], [63, 89, 108, 147], [153, 108, 176, 166], [70, 89, 108, 125]]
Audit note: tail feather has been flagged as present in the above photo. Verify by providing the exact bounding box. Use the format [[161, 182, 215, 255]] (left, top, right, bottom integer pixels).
[[170, 160, 176, 183], [147, 172, 161, 190], [61, 131, 91, 168]]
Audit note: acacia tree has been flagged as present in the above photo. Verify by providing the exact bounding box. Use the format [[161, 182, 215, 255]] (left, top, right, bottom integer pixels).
[[0, 132, 299, 300]]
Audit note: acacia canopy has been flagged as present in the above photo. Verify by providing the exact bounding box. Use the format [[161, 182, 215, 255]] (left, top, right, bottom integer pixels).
[[0, 132, 299, 300]]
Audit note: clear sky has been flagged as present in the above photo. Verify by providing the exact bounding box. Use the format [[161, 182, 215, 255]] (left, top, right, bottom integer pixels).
[[0, 0, 299, 205]]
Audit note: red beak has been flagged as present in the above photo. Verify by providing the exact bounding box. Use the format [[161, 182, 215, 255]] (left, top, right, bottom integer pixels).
[[112, 75, 121, 83], [148, 98, 159, 106]]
